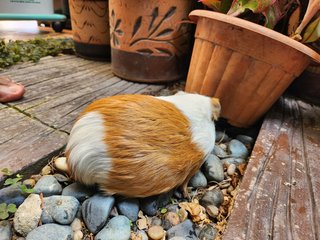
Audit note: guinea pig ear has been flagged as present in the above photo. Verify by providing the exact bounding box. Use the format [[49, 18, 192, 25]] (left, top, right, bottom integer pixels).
[[211, 98, 221, 121]]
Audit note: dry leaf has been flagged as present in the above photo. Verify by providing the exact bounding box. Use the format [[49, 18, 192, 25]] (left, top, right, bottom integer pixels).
[[136, 218, 148, 230], [130, 232, 142, 240], [179, 200, 210, 224], [237, 163, 247, 176]]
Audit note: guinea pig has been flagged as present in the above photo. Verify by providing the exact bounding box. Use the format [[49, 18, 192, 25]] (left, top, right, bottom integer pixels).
[[65, 92, 220, 198]]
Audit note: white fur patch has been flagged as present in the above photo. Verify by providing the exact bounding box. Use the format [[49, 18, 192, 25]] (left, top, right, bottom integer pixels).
[[66, 111, 111, 186], [157, 93, 216, 156]]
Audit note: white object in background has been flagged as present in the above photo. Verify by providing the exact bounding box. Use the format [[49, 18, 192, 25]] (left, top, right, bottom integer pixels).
[[0, 0, 54, 15], [0, 20, 39, 33]]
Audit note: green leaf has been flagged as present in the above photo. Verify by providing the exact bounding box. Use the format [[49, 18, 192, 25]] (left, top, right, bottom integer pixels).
[[4, 178, 14, 186], [1, 168, 12, 176], [0, 211, 9, 220], [0, 203, 7, 211], [302, 16, 320, 43], [7, 204, 17, 213], [20, 185, 35, 194], [16, 174, 23, 178], [160, 208, 168, 214]]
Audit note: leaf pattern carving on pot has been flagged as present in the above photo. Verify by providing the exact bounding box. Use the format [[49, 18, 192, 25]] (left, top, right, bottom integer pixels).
[[110, 5, 193, 57], [72, 1, 108, 18], [69, 0, 110, 45], [110, 10, 123, 47]]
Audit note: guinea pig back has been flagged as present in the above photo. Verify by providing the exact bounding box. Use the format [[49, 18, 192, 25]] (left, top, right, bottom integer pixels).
[[66, 93, 219, 197]]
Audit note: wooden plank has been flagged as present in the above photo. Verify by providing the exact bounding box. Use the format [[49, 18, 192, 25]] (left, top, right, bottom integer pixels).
[[0, 107, 68, 182], [3, 55, 165, 133], [223, 95, 320, 240]]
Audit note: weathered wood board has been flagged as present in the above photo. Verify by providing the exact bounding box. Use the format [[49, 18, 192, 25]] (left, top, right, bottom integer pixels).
[[1, 55, 165, 132], [223, 96, 320, 240], [0, 55, 165, 182], [0, 106, 68, 181]]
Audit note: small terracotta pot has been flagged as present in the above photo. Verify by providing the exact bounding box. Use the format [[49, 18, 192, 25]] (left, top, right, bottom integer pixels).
[[109, 0, 195, 83], [69, 0, 110, 60], [185, 10, 320, 128]]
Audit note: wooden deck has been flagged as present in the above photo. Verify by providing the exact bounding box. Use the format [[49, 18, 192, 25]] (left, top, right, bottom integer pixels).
[[0, 51, 319, 240], [0, 55, 165, 183], [223, 95, 320, 240]]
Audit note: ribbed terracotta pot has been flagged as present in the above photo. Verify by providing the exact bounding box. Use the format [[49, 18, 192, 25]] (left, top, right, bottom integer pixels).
[[69, 0, 110, 60], [108, 0, 195, 83], [185, 10, 320, 128]]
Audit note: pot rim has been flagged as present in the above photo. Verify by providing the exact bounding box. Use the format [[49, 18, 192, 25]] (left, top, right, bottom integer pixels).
[[189, 10, 320, 64]]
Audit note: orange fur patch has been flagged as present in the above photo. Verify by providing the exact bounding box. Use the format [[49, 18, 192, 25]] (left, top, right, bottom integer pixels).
[[81, 95, 205, 197]]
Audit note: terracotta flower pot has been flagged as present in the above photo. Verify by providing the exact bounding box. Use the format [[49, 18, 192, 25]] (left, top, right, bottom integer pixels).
[[108, 0, 195, 83], [69, 0, 110, 60], [185, 10, 320, 128]]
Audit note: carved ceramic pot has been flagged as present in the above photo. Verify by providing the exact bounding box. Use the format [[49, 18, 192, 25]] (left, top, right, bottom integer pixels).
[[109, 0, 195, 83], [69, 0, 110, 60]]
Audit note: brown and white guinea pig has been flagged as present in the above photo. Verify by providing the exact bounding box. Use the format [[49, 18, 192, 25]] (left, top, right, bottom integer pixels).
[[65, 92, 220, 198]]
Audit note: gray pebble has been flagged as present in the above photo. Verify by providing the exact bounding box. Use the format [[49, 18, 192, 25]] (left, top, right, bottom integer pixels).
[[13, 194, 42, 237], [0, 186, 26, 207], [0, 220, 12, 240], [53, 174, 70, 183], [150, 216, 162, 226], [228, 139, 249, 158], [200, 188, 224, 208], [215, 131, 229, 142], [188, 171, 208, 188], [166, 204, 179, 213], [169, 237, 185, 240], [34, 175, 62, 197], [82, 194, 115, 234], [206, 205, 219, 218], [227, 164, 237, 176], [26, 224, 72, 240], [136, 230, 148, 240], [202, 154, 224, 182], [41, 196, 80, 224], [62, 182, 94, 202], [236, 134, 254, 146], [117, 198, 139, 222], [140, 191, 172, 216], [199, 224, 217, 240], [222, 157, 246, 166], [166, 220, 197, 240], [95, 215, 131, 240], [140, 196, 158, 216], [212, 145, 228, 158]]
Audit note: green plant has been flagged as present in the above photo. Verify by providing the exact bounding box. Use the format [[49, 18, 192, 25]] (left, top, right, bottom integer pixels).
[[198, 0, 320, 43], [1, 168, 34, 194], [0, 203, 17, 220], [0, 37, 75, 70]]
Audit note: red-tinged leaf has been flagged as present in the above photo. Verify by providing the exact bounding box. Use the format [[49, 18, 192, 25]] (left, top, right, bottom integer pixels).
[[228, 0, 276, 16], [287, 5, 301, 36], [263, 4, 281, 28], [302, 16, 320, 43], [199, 0, 232, 13]]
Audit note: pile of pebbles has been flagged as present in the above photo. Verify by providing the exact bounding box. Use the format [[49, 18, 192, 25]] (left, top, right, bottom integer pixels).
[[0, 131, 254, 240]]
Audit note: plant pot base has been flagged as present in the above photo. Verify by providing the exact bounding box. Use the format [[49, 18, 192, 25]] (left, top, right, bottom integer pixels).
[[111, 48, 188, 83], [74, 42, 111, 61]]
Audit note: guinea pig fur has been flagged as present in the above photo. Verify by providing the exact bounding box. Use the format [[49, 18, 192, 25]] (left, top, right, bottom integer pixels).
[[65, 92, 220, 198]]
